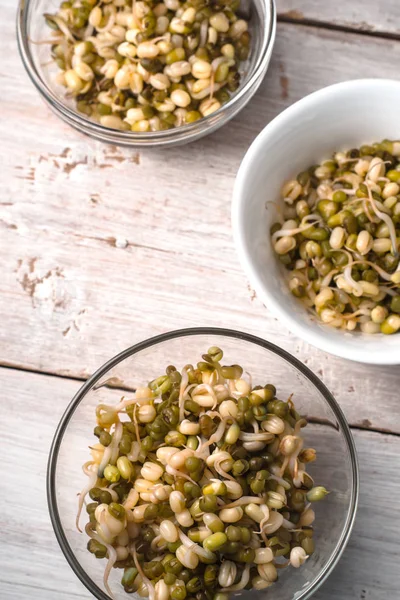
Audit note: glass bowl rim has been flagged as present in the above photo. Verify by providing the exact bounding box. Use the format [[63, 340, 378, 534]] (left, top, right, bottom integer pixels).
[[47, 326, 359, 600], [17, 0, 276, 145]]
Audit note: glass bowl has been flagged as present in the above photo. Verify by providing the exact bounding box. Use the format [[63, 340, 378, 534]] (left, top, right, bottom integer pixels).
[[47, 327, 359, 600], [17, 0, 276, 147]]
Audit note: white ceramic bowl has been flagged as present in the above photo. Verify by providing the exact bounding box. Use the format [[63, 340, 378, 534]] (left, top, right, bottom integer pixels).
[[232, 78, 400, 365]]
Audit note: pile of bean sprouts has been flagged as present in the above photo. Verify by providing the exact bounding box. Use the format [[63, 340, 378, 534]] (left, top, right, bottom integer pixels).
[[44, 0, 251, 131], [78, 347, 328, 598], [271, 139, 400, 334]]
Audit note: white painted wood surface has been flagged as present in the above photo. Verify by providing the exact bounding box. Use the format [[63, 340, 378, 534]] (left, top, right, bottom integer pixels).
[[277, 0, 400, 35], [2, 0, 400, 598], [3, 14, 400, 432]]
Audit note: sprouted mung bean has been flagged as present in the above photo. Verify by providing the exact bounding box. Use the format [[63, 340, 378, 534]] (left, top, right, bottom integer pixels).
[[77, 347, 328, 598], [270, 140, 400, 334], [44, 0, 251, 131]]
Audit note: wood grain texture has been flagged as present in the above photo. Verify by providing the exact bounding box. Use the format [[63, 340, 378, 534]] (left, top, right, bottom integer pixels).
[[277, 0, 400, 36], [1, 366, 399, 600], [2, 17, 400, 433], [3, 3, 400, 599]]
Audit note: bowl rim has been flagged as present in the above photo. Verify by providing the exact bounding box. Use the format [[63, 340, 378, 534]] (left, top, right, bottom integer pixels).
[[47, 326, 359, 600], [232, 78, 400, 365], [16, 0, 276, 146]]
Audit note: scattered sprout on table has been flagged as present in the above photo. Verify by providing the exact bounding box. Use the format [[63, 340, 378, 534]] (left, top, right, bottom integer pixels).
[[44, 0, 251, 131], [77, 347, 328, 598], [270, 140, 400, 334]]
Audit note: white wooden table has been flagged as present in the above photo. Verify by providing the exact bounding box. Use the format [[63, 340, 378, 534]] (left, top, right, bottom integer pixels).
[[2, 0, 400, 598]]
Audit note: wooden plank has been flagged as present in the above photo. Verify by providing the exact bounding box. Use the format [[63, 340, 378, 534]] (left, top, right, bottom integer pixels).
[[0, 368, 86, 599], [277, 0, 400, 36], [315, 430, 400, 600], [0, 366, 399, 600], [314, 429, 400, 600], [3, 21, 400, 432]]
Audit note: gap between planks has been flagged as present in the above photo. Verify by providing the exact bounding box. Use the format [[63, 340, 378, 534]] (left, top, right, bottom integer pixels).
[[277, 14, 400, 41], [0, 361, 87, 384]]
